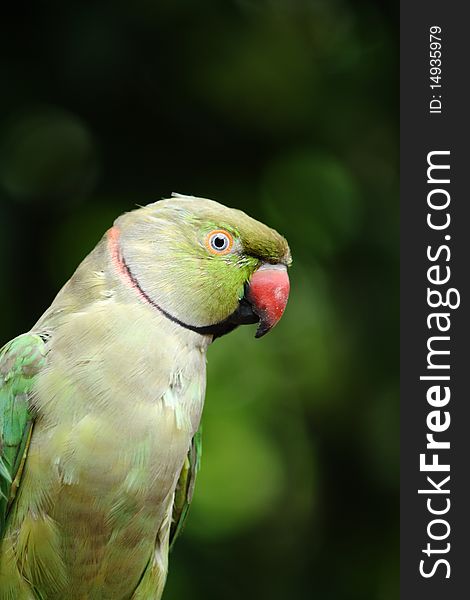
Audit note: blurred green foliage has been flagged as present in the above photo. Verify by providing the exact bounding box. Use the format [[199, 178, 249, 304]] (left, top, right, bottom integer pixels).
[[0, 1, 398, 599]]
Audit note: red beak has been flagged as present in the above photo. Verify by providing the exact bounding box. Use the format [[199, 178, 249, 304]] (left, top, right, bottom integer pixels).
[[246, 264, 290, 338]]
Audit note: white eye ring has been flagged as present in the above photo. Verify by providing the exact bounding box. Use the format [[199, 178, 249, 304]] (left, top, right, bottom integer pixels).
[[205, 230, 234, 255], [210, 233, 230, 251]]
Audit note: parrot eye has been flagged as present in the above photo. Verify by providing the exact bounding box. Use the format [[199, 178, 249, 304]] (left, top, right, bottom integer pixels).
[[205, 230, 234, 255]]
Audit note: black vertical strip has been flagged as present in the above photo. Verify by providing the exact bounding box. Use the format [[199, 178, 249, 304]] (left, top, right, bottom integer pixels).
[[401, 3, 468, 598]]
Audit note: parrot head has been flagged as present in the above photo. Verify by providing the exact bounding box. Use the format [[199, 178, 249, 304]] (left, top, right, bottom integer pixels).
[[108, 194, 291, 339]]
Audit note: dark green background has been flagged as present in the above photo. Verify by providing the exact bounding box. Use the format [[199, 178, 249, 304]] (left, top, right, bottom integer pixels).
[[0, 1, 398, 598]]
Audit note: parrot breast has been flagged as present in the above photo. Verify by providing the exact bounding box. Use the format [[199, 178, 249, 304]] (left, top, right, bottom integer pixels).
[[6, 291, 208, 599]]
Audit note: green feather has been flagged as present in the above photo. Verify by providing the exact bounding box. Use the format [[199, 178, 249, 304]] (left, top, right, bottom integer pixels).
[[0, 334, 46, 536], [170, 425, 202, 549]]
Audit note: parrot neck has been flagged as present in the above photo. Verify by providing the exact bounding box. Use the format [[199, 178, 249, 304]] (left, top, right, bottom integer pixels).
[[107, 227, 221, 336], [107, 227, 207, 335]]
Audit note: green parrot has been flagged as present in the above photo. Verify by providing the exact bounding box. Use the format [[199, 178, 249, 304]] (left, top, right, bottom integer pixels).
[[0, 194, 291, 599]]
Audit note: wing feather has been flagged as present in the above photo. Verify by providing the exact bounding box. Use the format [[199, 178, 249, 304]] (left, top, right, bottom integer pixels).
[[0, 333, 47, 537], [169, 426, 202, 549]]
